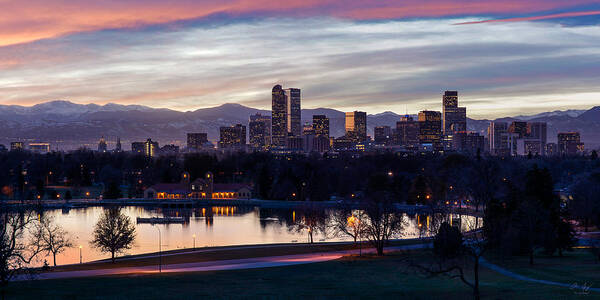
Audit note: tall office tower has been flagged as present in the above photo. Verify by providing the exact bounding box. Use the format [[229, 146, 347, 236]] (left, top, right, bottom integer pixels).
[[303, 122, 314, 135], [508, 121, 528, 138], [10, 142, 24, 151], [522, 122, 547, 155], [488, 121, 510, 156], [558, 132, 584, 155], [452, 132, 484, 154], [345, 111, 367, 143], [143, 138, 159, 157], [249, 113, 272, 146], [98, 136, 108, 152], [395, 115, 419, 148], [442, 91, 467, 134], [187, 133, 208, 151], [271, 85, 287, 147], [249, 119, 267, 149], [527, 122, 547, 144], [545, 143, 558, 156], [219, 124, 246, 149], [418, 111, 442, 146], [374, 126, 391, 145], [115, 137, 122, 152], [312, 115, 330, 138], [284, 88, 302, 137], [131, 142, 145, 154]]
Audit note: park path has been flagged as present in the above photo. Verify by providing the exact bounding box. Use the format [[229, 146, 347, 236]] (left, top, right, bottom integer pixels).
[[480, 258, 600, 293], [15, 243, 430, 281]]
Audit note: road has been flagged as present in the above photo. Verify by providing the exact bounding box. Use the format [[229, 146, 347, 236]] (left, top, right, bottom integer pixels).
[[14, 243, 430, 281]]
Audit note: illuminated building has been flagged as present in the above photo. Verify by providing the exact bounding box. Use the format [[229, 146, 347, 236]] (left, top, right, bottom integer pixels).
[[442, 91, 466, 149], [545, 143, 558, 156], [10, 142, 24, 151], [488, 122, 510, 156], [374, 126, 391, 145], [395, 115, 419, 148], [143, 139, 159, 157], [144, 171, 252, 200], [345, 111, 367, 143], [286, 136, 304, 151], [249, 113, 271, 149], [508, 121, 528, 138], [313, 135, 330, 153], [219, 124, 246, 149], [29, 143, 51, 153], [418, 110, 442, 147], [97, 136, 107, 152], [271, 85, 287, 147], [272, 85, 301, 147], [312, 115, 330, 138], [187, 133, 208, 151], [451, 132, 484, 154], [558, 132, 584, 155]]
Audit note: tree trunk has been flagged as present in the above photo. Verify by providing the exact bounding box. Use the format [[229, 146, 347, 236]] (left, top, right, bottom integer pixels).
[[376, 243, 384, 256], [112, 251, 115, 263], [53, 253, 57, 266], [309, 230, 313, 244]]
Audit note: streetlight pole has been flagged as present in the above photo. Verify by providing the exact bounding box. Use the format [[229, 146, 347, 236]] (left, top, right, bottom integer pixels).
[[155, 226, 162, 273], [79, 245, 82, 264], [192, 234, 196, 249]]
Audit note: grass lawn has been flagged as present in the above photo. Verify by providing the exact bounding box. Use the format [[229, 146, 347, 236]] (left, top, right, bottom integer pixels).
[[5, 249, 596, 299], [486, 248, 600, 284]]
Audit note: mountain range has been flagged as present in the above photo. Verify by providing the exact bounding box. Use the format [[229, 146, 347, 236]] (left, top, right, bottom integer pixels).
[[0, 100, 598, 150]]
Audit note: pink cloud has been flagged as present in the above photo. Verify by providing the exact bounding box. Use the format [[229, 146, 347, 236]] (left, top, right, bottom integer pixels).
[[455, 10, 600, 24], [0, 0, 597, 47]]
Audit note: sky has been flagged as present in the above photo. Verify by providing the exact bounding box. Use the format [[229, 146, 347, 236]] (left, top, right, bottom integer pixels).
[[1, 1, 600, 118]]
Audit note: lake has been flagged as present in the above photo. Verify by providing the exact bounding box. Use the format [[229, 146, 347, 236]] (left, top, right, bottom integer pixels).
[[27, 205, 479, 267]]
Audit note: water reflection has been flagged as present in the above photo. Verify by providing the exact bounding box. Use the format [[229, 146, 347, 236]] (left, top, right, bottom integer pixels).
[[25, 206, 479, 267]]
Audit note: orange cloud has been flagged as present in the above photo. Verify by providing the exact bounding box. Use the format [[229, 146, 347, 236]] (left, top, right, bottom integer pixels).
[[0, 0, 597, 47]]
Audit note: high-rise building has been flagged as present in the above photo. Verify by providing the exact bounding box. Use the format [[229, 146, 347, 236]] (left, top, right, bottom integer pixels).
[[271, 85, 301, 147], [418, 111, 442, 146], [395, 115, 419, 148], [374, 126, 391, 145], [115, 137, 122, 152], [187, 133, 208, 151], [161, 144, 179, 155], [451, 132, 484, 154], [219, 124, 246, 149], [312, 115, 330, 138], [98, 136, 107, 152], [546, 143, 558, 156], [29, 143, 51, 153], [10, 142, 24, 151], [249, 119, 268, 150], [488, 122, 510, 156], [508, 121, 528, 138], [345, 111, 367, 143], [558, 132, 584, 156], [442, 91, 467, 134], [284, 88, 302, 137], [249, 114, 271, 147], [143, 138, 159, 157], [313, 135, 330, 153]]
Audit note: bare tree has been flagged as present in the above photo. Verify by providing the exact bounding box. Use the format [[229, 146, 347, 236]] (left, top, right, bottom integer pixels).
[[289, 204, 328, 244], [331, 205, 368, 254], [362, 193, 406, 256], [33, 215, 73, 266], [0, 207, 43, 286], [90, 207, 136, 262]]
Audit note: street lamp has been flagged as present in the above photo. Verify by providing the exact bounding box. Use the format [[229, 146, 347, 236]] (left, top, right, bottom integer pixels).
[[79, 245, 82, 264], [156, 226, 162, 273], [192, 234, 196, 249]]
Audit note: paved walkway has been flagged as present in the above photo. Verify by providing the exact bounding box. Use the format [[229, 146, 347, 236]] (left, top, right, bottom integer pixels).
[[16, 243, 430, 281], [480, 258, 600, 293]]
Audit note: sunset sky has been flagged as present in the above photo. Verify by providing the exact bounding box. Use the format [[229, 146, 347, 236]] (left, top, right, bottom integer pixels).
[[1, 0, 600, 118]]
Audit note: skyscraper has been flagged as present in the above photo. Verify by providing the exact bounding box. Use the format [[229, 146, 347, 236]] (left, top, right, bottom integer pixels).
[[249, 118, 268, 150], [271, 85, 287, 147], [488, 122, 510, 156], [271, 85, 301, 147], [187, 133, 208, 151], [374, 126, 391, 145], [219, 124, 246, 149], [249, 113, 271, 147], [144, 138, 159, 157], [284, 88, 301, 137], [115, 137, 122, 152], [418, 111, 442, 146], [10, 142, 23, 151], [395, 115, 419, 148], [312, 115, 330, 138], [345, 111, 367, 143], [442, 91, 467, 134]]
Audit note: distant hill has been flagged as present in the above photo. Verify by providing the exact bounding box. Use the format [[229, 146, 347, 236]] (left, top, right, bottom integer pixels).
[[0, 101, 598, 150]]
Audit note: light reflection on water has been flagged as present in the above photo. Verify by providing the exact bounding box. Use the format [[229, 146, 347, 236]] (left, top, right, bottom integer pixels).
[[26, 206, 478, 267]]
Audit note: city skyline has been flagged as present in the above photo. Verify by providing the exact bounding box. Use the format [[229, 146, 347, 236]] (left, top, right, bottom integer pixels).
[[1, 2, 600, 118]]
